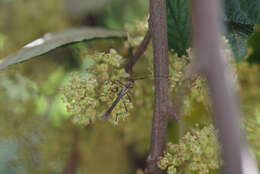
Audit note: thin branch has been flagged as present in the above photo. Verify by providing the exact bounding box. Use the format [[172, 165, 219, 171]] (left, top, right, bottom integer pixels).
[[125, 30, 151, 73], [190, 1, 258, 174], [146, 0, 172, 173], [62, 129, 80, 174]]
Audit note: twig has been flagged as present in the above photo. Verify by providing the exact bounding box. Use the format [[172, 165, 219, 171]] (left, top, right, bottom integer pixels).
[[62, 129, 80, 174], [125, 30, 151, 73]]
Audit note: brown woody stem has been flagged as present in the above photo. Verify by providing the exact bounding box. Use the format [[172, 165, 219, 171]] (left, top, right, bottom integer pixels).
[[146, 0, 172, 173]]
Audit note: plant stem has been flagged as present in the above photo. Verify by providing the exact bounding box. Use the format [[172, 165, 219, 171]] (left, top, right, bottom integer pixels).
[[146, 0, 172, 173], [62, 129, 80, 174], [125, 30, 151, 73]]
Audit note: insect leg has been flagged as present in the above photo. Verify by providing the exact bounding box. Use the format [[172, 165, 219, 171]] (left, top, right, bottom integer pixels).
[[101, 89, 124, 120]]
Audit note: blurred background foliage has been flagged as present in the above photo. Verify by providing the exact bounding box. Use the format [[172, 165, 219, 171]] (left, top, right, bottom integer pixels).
[[0, 0, 259, 174]]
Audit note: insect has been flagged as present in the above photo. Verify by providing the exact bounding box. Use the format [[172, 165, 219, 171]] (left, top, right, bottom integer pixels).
[[100, 75, 152, 120], [101, 75, 180, 121], [101, 78, 135, 120]]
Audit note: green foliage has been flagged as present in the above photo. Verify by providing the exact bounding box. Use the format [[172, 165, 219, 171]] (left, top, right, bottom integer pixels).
[[158, 125, 221, 174], [223, 0, 260, 60], [237, 62, 260, 164], [166, 0, 191, 56], [246, 109, 260, 159], [247, 25, 260, 64], [104, 0, 149, 29], [224, 0, 260, 25], [166, 0, 260, 60], [225, 23, 254, 60]]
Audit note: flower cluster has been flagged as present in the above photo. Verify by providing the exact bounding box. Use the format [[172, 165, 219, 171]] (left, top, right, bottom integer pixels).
[[61, 49, 133, 125], [158, 125, 221, 174], [61, 72, 98, 125], [124, 17, 149, 47]]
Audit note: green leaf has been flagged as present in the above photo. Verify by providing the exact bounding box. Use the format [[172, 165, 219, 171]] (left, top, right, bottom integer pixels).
[[166, 0, 260, 60], [224, 0, 260, 25], [223, 0, 260, 60], [225, 22, 254, 60], [104, 0, 149, 29], [0, 27, 126, 70], [247, 26, 260, 64], [166, 0, 191, 56]]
